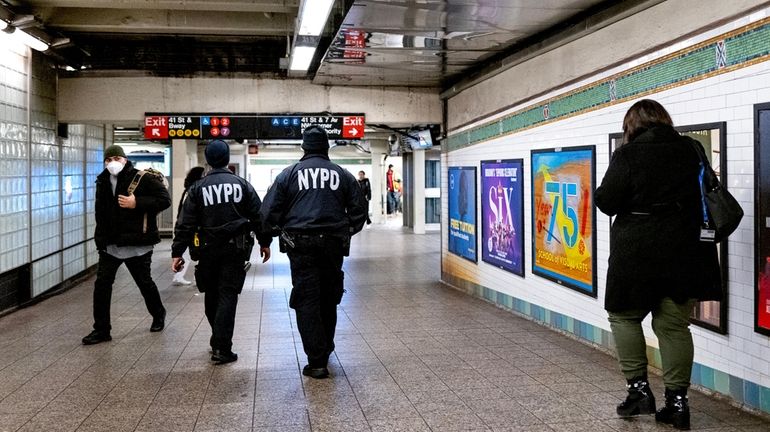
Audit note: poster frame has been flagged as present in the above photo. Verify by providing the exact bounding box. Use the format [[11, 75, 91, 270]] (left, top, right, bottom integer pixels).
[[754, 103, 770, 337], [447, 166, 478, 263], [608, 122, 728, 334], [480, 158, 526, 277], [530, 146, 597, 297]]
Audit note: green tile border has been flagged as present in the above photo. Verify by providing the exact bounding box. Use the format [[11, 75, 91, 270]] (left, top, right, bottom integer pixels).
[[446, 18, 770, 152], [441, 271, 770, 416]]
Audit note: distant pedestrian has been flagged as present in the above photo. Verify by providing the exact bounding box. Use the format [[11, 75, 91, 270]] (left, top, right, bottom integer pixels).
[[386, 164, 397, 214], [172, 166, 205, 286], [357, 171, 372, 225]]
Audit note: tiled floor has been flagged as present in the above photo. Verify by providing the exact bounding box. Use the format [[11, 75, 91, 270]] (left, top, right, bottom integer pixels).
[[0, 226, 768, 431]]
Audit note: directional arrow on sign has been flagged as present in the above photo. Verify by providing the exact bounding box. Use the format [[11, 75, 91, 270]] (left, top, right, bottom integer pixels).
[[349, 127, 359, 136], [152, 128, 161, 137]]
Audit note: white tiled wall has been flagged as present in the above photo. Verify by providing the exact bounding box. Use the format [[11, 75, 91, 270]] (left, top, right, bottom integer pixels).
[[62, 125, 85, 247], [29, 53, 61, 294], [443, 59, 770, 388], [0, 41, 30, 274], [85, 124, 105, 268], [0, 42, 105, 300]]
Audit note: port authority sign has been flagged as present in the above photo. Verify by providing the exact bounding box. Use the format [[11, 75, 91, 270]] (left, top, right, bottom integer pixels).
[[300, 115, 365, 139]]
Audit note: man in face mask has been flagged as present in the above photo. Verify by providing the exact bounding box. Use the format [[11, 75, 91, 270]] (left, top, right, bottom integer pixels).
[[82, 145, 172, 345]]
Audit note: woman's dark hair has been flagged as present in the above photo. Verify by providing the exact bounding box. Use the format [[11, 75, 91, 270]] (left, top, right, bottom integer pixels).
[[622, 99, 674, 144], [184, 166, 205, 189]]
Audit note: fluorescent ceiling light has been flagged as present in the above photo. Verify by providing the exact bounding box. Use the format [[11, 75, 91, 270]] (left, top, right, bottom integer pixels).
[[10, 28, 48, 51], [297, 0, 334, 36], [289, 46, 316, 71], [0, 21, 7, 31]]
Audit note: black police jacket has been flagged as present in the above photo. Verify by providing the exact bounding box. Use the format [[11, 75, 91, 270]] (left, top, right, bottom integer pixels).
[[94, 161, 171, 250], [260, 154, 366, 237], [172, 168, 271, 257]]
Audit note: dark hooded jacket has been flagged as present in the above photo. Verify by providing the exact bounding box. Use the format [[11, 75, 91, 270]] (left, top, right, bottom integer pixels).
[[260, 153, 366, 237], [94, 161, 171, 250], [595, 125, 722, 312], [171, 168, 272, 258]]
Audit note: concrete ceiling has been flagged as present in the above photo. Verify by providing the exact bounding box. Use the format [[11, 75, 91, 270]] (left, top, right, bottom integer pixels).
[[6, 0, 626, 87]]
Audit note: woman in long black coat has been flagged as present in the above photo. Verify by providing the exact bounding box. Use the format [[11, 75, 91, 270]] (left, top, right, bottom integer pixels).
[[595, 99, 721, 430]]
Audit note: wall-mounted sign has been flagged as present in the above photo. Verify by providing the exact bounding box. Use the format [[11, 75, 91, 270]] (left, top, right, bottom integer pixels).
[[755, 103, 770, 336], [168, 116, 201, 138], [609, 123, 729, 334], [144, 116, 168, 139], [144, 113, 366, 140], [481, 159, 525, 277], [448, 166, 477, 262], [531, 146, 596, 297]]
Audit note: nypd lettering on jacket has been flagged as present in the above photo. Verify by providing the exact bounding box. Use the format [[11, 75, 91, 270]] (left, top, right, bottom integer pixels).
[[298, 167, 340, 191], [202, 183, 243, 206]]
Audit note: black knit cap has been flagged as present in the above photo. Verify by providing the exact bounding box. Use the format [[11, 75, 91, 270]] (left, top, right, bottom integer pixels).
[[104, 145, 126, 160], [301, 125, 330, 152], [205, 140, 230, 168]]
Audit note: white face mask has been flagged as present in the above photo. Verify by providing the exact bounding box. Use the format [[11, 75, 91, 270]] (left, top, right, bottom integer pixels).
[[106, 161, 125, 176]]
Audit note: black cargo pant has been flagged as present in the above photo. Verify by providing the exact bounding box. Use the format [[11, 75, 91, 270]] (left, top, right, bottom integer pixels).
[[93, 250, 165, 333], [195, 242, 248, 352], [287, 234, 345, 368]]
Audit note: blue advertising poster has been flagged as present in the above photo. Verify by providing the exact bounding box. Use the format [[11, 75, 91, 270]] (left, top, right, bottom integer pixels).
[[448, 166, 477, 262], [481, 159, 525, 276]]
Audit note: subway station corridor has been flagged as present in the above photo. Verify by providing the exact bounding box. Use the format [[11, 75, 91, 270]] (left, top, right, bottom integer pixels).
[[0, 227, 766, 432]]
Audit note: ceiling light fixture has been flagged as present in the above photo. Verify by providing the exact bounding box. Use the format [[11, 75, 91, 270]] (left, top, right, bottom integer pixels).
[[3, 26, 49, 51], [0, 20, 7, 31], [297, 0, 334, 36], [289, 46, 316, 71]]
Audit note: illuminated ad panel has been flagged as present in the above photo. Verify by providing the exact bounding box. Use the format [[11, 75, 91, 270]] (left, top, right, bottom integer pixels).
[[531, 147, 596, 297], [481, 159, 524, 277], [448, 166, 477, 262]]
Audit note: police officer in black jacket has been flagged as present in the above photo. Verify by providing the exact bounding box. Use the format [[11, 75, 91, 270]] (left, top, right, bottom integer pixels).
[[260, 125, 366, 379], [172, 140, 272, 364]]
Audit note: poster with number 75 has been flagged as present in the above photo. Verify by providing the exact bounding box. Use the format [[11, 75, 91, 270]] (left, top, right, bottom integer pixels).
[[531, 146, 597, 297]]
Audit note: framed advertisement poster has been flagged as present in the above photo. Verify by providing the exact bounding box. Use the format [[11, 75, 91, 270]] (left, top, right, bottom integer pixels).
[[531, 146, 597, 296], [608, 123, 728, 334], [481, 159, 525, 276], [755, 103, 770, 336], [448, 166, 477, 262]]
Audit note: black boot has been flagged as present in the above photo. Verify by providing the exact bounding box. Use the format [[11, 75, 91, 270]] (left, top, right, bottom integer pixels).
[[655, 388, 690, 430], [617, 376, 656, 417]]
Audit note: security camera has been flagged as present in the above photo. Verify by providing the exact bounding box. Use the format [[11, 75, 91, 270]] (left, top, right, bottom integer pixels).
[[388, 134, 398, 146]]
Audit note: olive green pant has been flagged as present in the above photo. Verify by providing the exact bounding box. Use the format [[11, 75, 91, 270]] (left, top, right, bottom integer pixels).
[[608, 297, 696, 391]]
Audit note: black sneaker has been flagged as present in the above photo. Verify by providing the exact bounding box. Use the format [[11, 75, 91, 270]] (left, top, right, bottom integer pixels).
[[150, 310, 166, 332], [82, 330, 112, 345], [211, 349, 238, 364], [302, 365, 329, 379]]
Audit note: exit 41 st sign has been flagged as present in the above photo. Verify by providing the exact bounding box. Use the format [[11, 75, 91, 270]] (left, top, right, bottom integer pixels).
[[144, 116, 168, 139]]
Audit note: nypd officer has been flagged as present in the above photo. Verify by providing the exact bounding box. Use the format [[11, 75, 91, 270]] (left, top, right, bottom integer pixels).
[[171, 140, 271, 364], [260, 125, 366, 378]]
